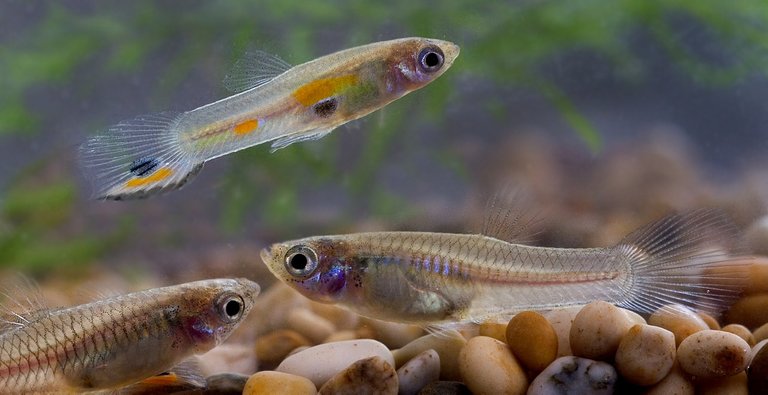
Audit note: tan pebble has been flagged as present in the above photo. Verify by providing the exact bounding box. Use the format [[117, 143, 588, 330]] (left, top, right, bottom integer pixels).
[[392, 330, 466, 381], [397, 349, 440, 395], [196, 343, 256, 376], [355, 324, 377, 339], [287, 308, 336, 344], [725, 294, 768, 329], [359, 317, 424, 348], [745, 257, 768, 294], [615, 324, 675, 386], [697, 372, 748, 395], [276, 339, 394, 387], [544, 306, 582, 357], [479, 322, 507, 342], [749, 339, 768, 366], [323, 330, 358, 343], [697, 311, 721, 330], [250, 283, 308, 334], [458, 336, 527, 395], [621, 308, 646, 325], [569, 301, 633, 360], [288, 345, 310, 356], [677, 330, 750, 378], [748, 339, 768, 392], [318, 356, 398, 395], [722, 324, 755, 347], [244, 371, 317, 395], [648, 304, 708, 346], [644, 363, 694, 395], [206, 373, 248, 393], [745, 216, 768, 256], [754, 322, 768, 343], [310, 302, 359, 329], [506, 311, 557, 372], [255, 329, 311, 369]]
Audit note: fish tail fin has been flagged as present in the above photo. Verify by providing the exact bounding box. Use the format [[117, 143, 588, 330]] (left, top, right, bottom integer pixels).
[[613, 209, 750, 315], [78, 112, 203, 200]]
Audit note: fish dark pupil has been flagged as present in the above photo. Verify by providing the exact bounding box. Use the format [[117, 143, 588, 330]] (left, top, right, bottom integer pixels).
[[290, 253, 308, 271], [129, 157, 159, 177], [314, 98, 338, 117], [424, 52, 440, 68], [225, 300, 241, 317]]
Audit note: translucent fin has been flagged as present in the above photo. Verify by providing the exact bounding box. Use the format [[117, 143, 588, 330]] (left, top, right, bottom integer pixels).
[[112, 358, 206, 394], [480, 187, 542, 244], [269, 127, 336, 152], [0, 275, 51, 333], [615, 209, 750, 315], [223, 50, 293, 93], [79, 112, 204, 200]]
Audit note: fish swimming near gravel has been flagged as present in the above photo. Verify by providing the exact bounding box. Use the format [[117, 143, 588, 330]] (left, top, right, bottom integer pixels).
[[261, 210, 749, 326], [0, 278, 259, 393], [79, 37, 460, 200]]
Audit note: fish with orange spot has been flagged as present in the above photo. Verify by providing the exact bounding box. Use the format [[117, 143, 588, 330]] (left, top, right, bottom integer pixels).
[[79, 37, 460, 199]]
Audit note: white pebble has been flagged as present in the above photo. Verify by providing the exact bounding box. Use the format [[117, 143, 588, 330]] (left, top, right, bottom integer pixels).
[[677, 330, 750, 378], [276, 339, 394, 387], [569, 301, 633, 360], [397, 349, 440, 395], [528, 356, 616, 395], [544, 306, 582, 357], [614, 324, 675, 386]]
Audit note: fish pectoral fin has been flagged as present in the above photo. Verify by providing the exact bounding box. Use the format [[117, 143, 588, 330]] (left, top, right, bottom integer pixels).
[[111, 358, 205, 394], [223, 49, 293, 93], [269, 127, 336, 152]]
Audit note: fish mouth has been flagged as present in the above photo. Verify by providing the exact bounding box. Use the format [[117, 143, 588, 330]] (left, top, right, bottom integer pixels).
[[259, 247, 274, 267]]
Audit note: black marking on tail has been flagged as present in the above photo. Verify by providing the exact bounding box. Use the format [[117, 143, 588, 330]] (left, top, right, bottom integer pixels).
[[129, 157, 160, 177]]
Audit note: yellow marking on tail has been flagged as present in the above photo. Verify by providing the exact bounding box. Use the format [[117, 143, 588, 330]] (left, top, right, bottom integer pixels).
[[293, 75, 358, 106], [233, 119, 259, 135], [125, 167, 173, 188], [138, 373, 180, 385]]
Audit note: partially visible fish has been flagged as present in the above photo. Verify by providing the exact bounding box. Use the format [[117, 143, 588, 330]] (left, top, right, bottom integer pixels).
[[0, 278, 259, 393], [79, 37, 460, 200], [261, 211, 748, 325]]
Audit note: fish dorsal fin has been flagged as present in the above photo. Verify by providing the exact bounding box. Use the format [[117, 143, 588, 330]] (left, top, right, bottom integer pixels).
[[0, 275, 51, 333], [480, 188, 542, 244], [223, 50, 293, 93], [269, 127, 336, 152]]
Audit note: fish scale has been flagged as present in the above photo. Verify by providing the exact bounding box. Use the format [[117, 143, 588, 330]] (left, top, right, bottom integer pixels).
[[0, 278, 259, 393]]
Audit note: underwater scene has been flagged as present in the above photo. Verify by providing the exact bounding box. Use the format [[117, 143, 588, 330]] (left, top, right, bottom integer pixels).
[[3, 1, 768, 393]]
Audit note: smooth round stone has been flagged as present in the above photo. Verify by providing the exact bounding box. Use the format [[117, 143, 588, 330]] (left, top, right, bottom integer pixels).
[[360, 318, 425, 349], [620, 308, 646, 325], [323, 330, 358, 343], [748, 339, 768, 392], [570, 301, 633, 360], [244, 371, 317, 395], [318, 356, 398, 395], [745, 257, 768, 294], [287, 308, 336, 344], [528, 356, 616, 395], [397, 349, 440, 395], [251, 283, 309, 334], [697, 372, 748, 395], [416, 381, 471, 395], [725, 294, 768, 329], [544, 306, 582, 357], [745, 218, 768, 257], [749, 339, 768, 366], [310, 302, 360, 330], [206, 373, 248, 394], [478, 322, 507, 342], [458, 336, 527, 395], [276, 339, 394, 387], [614, 324, 675, 386], [255, 329, 311, 369], [677, 330, 750, 378], [506, 311, 558, 372], [753, 322, 768, 343], [698, 312, 721, 330], [648, 304, 709, 346], [722, 324, 756, 347], [393, 330, 466, 381], [644, 363, 694, 395], [197, 343, 256, 376]]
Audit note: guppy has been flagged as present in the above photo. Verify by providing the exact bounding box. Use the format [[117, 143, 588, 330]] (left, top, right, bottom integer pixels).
[[0, 278, 259, 393], [79, 37, 460, 200], [261, 211, 747, 325]]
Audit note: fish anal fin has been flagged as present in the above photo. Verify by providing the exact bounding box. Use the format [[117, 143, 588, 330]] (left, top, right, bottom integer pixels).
[[223, 49, 293, 93], [112, 358, 206, 394], [269, 127, 336, 152]]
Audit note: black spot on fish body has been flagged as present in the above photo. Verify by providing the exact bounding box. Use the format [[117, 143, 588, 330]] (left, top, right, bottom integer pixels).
[[313, 98, 338, 117], [129, 157, 159, 177]]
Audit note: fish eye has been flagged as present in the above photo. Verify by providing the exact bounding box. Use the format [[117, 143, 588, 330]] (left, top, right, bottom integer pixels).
[[417, 46, 444, 73], [216, 293, 245, 322], [284, 245, 319, 277]]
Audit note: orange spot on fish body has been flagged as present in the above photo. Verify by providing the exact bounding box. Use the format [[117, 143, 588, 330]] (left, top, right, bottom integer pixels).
[[139, 372, 181, 385], [125, 167, 173, 188], [293, 75, 358, 106], [233, 119, 259, 135]]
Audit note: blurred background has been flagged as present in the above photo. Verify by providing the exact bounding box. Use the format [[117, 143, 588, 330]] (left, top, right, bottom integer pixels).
[[1, 1, 768, 290]]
